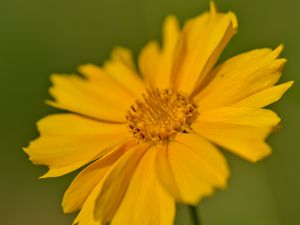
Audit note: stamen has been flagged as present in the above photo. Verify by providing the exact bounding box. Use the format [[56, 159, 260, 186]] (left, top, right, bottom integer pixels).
[[126, 89, 198, 144]]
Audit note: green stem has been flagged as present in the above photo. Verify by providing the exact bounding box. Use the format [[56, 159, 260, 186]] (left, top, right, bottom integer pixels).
[[188, 205, 202, 225]]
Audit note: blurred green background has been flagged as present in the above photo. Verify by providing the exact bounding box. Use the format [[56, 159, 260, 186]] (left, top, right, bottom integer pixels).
[[0, 0, 299, 224]]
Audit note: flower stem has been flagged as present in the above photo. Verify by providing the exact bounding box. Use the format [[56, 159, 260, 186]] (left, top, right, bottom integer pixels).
[[188, 205, 202, 225]]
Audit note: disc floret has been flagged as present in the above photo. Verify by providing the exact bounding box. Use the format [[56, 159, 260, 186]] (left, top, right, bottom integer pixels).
[[126, 89, 198, 143]]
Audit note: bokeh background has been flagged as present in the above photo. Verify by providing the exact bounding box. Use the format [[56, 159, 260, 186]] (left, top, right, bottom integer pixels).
[[1, 0, 299, 224]]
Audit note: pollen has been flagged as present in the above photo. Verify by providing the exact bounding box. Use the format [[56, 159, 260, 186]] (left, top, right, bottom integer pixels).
[[126, 89, 198, 143]]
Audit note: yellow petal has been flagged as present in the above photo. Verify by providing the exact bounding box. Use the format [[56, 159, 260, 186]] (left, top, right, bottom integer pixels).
[[176, 133, 229, 183], [197, 107, 280, 127], [111, 148, 175, 225], [49, 73, 134, 122], [171, 5, 238, 94], [155, 138, 228, 205], [62, 140, 136, 213], [73, 180, 104, 225], [24, 114, 130, 177], [104, 48, 146, 98], [94, 143, 150, 224], [192, 121, 273, 162], [37, 113, 128, 136], [138, 16, 181, 90], [138, 41, 160, 88], [154, 16, 181, 89], [111, 46, 136, 70], [195, 46, 286, 110], [193, 106, 280, 162], [233, 81, 294, 107]]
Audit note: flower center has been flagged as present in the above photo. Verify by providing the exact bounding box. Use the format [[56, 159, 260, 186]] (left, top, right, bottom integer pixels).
[[126, 89, 198, 143]]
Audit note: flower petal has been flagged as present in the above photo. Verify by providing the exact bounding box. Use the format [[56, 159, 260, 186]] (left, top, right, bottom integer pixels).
[[73, 181, 104, 225], [138, 40, 160, 88], [103, 48, 146, 98], [36, 113, 128, 136], [176, 133, 230, 183], [192, 121, 273, 162], [111, 46, 137, 71], [197, 107, 280, 127], [155, 136, 228, 205], [233, 81, 294, 108], [138, 16, 180, 90], [156, 16, 181, 89], [94, 143, 150, 224], [111, 147, 175, 225], [49, 72, 134, 122], [171, 2, 238, 94], [24, 114, 130, 177], [62, 140, 136, 213], [195, 45, 286, 110], [193, 106, 281, 162]]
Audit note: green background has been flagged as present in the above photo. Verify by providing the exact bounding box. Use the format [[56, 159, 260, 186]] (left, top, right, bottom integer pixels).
[[0, 0, 299, 224]]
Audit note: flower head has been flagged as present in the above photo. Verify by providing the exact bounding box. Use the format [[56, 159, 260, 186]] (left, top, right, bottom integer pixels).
[[25, 2, 293, 225]]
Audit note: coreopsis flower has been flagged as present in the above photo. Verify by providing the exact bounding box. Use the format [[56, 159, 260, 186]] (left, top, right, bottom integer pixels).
[[25, 2, 293, 225]]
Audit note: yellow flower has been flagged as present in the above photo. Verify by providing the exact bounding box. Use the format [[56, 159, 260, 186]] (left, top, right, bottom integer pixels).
[[25, 2, 293, 225]]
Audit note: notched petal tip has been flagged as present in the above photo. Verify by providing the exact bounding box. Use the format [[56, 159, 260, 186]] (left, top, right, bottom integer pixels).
[[23, 146, 51, 179], [279, 80, 294, 96], [163, 14, 179, 29], [210, 1, 217, 15], [39, 171, 52, 179], [110, 46, 136, 69], [78, 63, 91, 72], [287, 80, 295, 88], [23, 144, 36, 160], [111, 46, 130, 55], [228, 12, 238, 29], [163, 15, 180, 35], [77, 63, 100, 77], [22, 146, 30, 157], [49, 73, 60, 81], [165, 14, 178, 24], [45, 100, 59, 108], [248, 145, 272, 163], [50, 73, 71, 83], [273, 44, 285, 58], [209, 1, 238, 30]]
